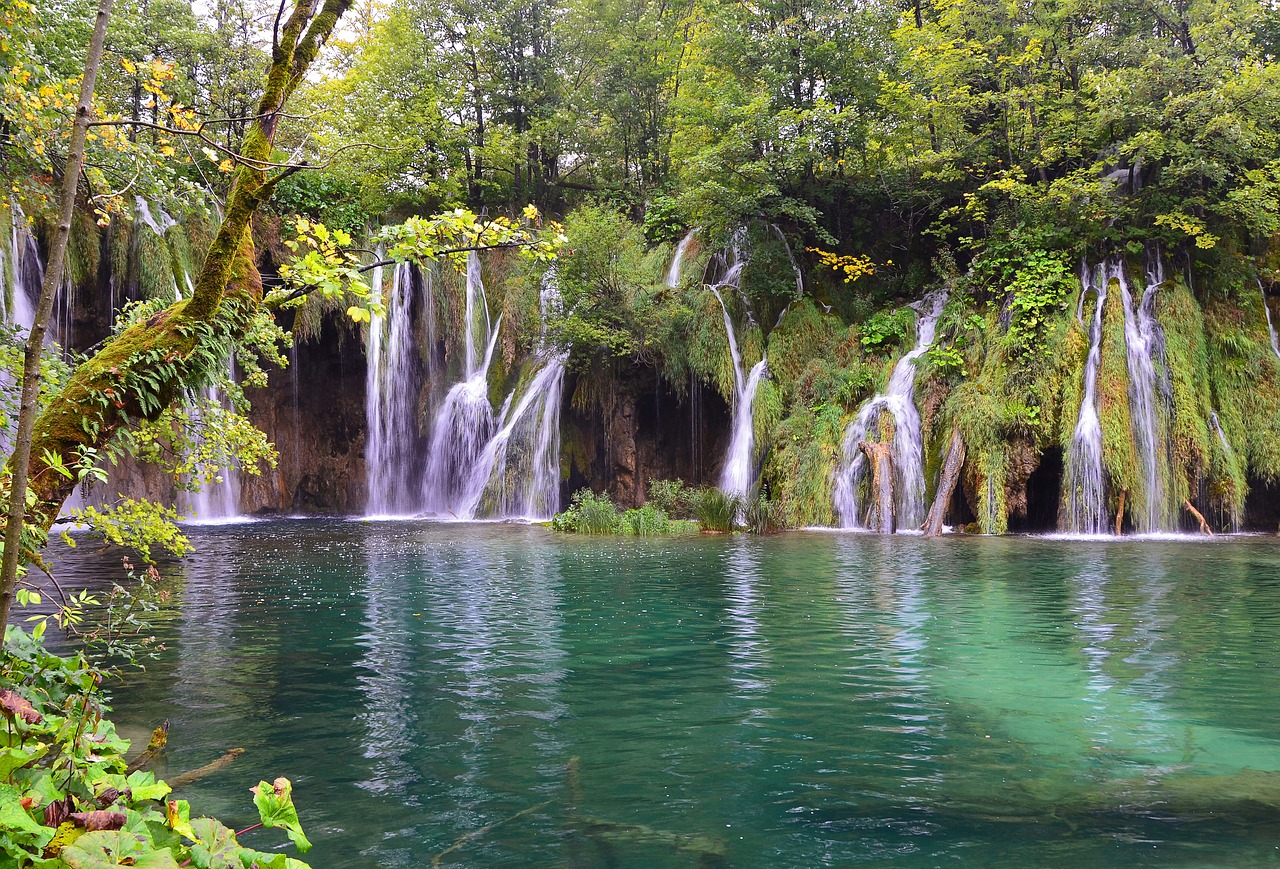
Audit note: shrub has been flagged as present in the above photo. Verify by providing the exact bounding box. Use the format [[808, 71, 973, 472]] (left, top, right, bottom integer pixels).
[[621, 504, 672, 536], [647, 478, 691, 517], [551, 489, 622, 534], [691, 488, 741, 532], [745, 493, 782, 534]]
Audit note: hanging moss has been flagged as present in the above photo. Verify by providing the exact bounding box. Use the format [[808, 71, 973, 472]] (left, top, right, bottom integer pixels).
[[1156, 277, 1214, 512], [66, 210, 100, 288], [137, 229, 177, 302], [761, 361, 847, 527], [1096, 279, 1137, 512], [765, 299, 844, 404], [1205, 287, 1280, 484]]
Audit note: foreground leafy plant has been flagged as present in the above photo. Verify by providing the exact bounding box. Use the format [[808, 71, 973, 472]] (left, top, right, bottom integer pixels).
[[0, 625, 313, 868]]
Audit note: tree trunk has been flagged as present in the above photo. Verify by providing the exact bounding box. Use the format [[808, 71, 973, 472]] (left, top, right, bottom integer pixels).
[[923, 429, 965, 537], [1182, 499, 1212, 535], [1115, 489, 1127, 536], [859, 440, 896, 534], [0, 0, 117, 628], [3, 0, 354, 622]]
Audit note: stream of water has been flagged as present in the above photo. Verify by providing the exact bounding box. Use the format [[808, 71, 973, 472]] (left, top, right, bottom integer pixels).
[[47, 523, 1280, 869], [833, 289, 948, 531]]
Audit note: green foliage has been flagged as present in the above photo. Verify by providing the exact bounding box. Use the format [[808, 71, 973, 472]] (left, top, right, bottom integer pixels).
[[690, 488, 740, 532], [69, 500, 192, 562], [646, 478, 691, 518], [744, 493, 783, 534], [1003, 252, 1073, 359], [859, 307, 914, 352], [270, 171, 369, 236], [0, 626, 312, 869], [552, 490, 690, 536], [551, 489, 622, 534], [621, 504, 673, 536]]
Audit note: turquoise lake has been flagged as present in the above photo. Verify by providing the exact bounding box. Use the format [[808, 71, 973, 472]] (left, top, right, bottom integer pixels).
[[46, 521, 1280, 867]]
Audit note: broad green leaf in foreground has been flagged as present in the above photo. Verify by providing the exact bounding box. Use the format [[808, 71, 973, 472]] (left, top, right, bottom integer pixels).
[[251, 778, 311, 853]]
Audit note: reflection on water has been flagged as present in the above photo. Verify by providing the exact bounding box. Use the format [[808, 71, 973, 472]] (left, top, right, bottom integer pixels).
[[42, 525, 1280, 868]]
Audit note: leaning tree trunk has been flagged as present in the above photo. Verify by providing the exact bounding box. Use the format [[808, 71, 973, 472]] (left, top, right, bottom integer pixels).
[[859, 440, 896, 534], [923, 429, 966, 538], [2, 0, 354, 622], [0, 0, 116, 628]]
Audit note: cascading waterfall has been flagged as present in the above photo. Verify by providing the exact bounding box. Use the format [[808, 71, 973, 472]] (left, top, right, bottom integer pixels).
[[185, 358, 242, 521], [8, 204, 41, 333], [1260, 279, 1280, 361], [1063, 261, 1113, 534], [366, 261, 432, 516], [1119, 254, 1175, 532], [1208, 410, 1242, 532], [711, 288, 767, 500], [456, 269, 567, 520], [833, 288, 949, 531], [421, 252, 502, 517], [666, 229, 698, 288]]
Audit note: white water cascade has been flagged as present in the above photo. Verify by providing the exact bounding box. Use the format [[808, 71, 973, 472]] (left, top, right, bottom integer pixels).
[[665, 229, 698, 288], [420, 253, 503, 517], [833, 288, 949, 531], [712, 288, 767, 500], [185, 359, 242, 522], [1260, 279, 1280, 361], [1209, 410, 1242, 532], [366, 261, 434, 516], [1119, 255, 1175, 532], [458, 270, 568, 520], [7, 205, 41, 333], [1062, 261, 1115, 534]]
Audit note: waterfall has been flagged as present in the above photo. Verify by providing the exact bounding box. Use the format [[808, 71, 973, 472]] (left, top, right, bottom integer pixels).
[[185, 359, 242, 522], [421, 253, 501, 517], [8, 205, 40, 334], [833, 288, 949, 531], [1119, 255, 1175, 532], [1063, 261, 1113, 534], [1209, 410, 1241, 532], [666, 229, 698, 288], [711, 288, 767, 500], [363, 251, 568, 521], [427, 263, 566, 520], [366, 261, 432, 516], [1261, 279, 1280, 361]]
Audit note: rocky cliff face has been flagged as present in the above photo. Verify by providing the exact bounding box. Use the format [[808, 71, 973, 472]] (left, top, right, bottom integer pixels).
[[241, 316, 368, 514], [562, 368, 731, 507]]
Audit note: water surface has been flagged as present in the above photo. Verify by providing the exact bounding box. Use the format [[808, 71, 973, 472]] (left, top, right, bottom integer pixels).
[[47, 523, 1280, 867]]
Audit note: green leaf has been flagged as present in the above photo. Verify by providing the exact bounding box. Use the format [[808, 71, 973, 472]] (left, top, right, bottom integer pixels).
[[0, 742, 49, 778], [165, 799, 200, 843], [0, 782, 54, 847], [251, 778, 311, 853], [60, 829, 180, 868], [187, 817, 241, 869], [126, 771, 172, 803]]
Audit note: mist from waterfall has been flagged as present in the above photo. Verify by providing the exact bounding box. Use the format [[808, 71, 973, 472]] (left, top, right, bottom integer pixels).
[[833, 289, 948, 531]]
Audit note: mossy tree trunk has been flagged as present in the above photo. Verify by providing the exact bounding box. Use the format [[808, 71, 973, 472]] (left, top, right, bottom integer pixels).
[[2, 0, 353, 621], [923, 429, 965, 537]]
